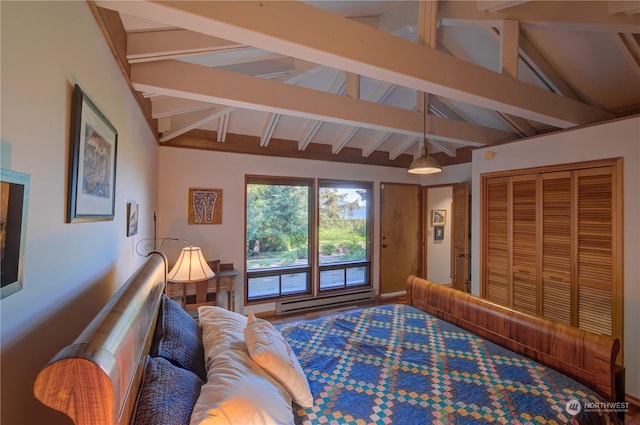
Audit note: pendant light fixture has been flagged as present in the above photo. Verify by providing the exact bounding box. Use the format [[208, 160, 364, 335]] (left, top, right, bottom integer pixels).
[[408, 94, 442, 175]]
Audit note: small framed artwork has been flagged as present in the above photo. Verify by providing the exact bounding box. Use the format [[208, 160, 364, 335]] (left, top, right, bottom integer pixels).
[[127, 203, 139, 237], [1, 169, 30, 299], [431, 209, 446, 227], [434, 226, 444, 241], [188, 188, 222, 224], [67, 84, 118, 223]]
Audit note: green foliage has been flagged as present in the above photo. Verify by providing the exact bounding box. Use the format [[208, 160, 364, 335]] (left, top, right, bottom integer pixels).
[[247, 184, 369, 267], [342, 243, 366, 260], [321, 243, 336, 256], [281, 250, 298, 265], [246, 183, 309, 256], [296, 247, 308, 260], [319, 187, 360, 229]]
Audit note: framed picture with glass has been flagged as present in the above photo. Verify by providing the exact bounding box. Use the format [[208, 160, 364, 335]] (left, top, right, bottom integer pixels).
[[431, 209, 446, 227], [67, 84, 118, 223], [1, 168, 30, 299]]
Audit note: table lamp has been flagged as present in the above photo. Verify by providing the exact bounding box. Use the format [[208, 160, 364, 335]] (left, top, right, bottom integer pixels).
[[167, 246, 215, 283]]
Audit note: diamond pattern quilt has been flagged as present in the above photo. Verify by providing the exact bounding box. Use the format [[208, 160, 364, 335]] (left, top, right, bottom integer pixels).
[[277, 304, 619, 425]]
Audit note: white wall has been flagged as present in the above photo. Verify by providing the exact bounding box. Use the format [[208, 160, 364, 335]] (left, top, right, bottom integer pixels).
[[426, 186, 453, 284], [471, 115, 640, 400], [0, 2, 159, 424], [158, 147, 434, 313], [159, 148, 471, 314]]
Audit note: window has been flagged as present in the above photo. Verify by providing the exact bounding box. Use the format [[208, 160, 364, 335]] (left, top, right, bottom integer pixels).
[[318, 180, 371, 292], [245, 177, 312, 301], [245, 177, 372, 303]]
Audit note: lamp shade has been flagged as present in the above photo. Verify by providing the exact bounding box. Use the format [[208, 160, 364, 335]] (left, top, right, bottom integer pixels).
[[408, 145, 442, 175], [167, 246, 215, 283]]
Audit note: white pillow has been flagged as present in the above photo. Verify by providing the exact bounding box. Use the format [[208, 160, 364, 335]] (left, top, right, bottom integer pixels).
[[198, 306, 247, 370], [244, 312, 314, 407], [190, 349, 294, 425]]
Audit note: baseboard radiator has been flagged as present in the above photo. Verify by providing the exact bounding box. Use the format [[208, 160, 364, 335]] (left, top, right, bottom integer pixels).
[[276, 289, 374, 315]]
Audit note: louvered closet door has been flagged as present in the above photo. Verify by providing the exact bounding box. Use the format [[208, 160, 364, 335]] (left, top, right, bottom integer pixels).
[[541, 172, 572, 325], [511, 175, 539, 315], [484, 177, 510, 305], [482, 159, 622, 348], [576, 167, 614, 336]]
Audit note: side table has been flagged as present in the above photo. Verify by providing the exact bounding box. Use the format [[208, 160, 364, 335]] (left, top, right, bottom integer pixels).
[[166, 262, 237, 311]]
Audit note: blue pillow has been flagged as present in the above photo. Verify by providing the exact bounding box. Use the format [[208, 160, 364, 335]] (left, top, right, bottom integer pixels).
[[150, 295, 206, 379], [132, 356, 203, 425]]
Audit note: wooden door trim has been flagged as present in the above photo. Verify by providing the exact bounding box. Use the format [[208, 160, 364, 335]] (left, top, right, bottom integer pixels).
[[421, 182, 468, 287], [482, 158, 619, 179]]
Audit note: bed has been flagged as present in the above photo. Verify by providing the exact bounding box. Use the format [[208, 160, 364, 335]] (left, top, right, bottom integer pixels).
[[34, 253, 626, 425]]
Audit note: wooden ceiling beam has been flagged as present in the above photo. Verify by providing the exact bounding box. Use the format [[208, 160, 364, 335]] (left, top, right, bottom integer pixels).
[[131, 59, 511, 146], [167, 128, 472, 168], [167, 129, 418, 168], [612, 32, 640, 79], [362, 133, 393, 158], [476, 1, 532, 12], [441, 0, 640, 33], [608, 1, 640, 15], [260, 113, 279, 147], [127, 29, 246, 63], [389, 135, 418, 161], [498, 20, 536, 137], [97, 0, 613, 129], [217, 113, 229, 142], [159, 105, 232, 143], [88, 3, 157, 137], [516, 33, 580, 99], [151, 98, 216, 119]]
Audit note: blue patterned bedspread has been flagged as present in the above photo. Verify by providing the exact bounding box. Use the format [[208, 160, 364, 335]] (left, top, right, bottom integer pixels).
[[278, 304, 619, 425]]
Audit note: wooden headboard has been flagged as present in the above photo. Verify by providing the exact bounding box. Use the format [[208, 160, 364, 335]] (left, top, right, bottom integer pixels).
[[34, 252, 167, 425], [407, 275, 621, 402]]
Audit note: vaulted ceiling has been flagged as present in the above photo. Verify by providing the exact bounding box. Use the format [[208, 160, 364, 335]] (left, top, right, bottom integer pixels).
[[91, 1, 640, 169]]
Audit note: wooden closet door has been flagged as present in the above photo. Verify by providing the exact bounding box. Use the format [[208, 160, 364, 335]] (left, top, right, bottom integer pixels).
[[576, 167, 615, 336], [483, 177, 510, 305], [452, 182, 470, 292], [482, 159, 622, 350], [511, 175, 539, 315], [541, 172, 572, 325]]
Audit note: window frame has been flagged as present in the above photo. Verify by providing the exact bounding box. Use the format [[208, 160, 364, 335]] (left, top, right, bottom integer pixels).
[[317, 179, 373, 293], [244, 176, 373, 305], [245, 175, 315, 304]]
